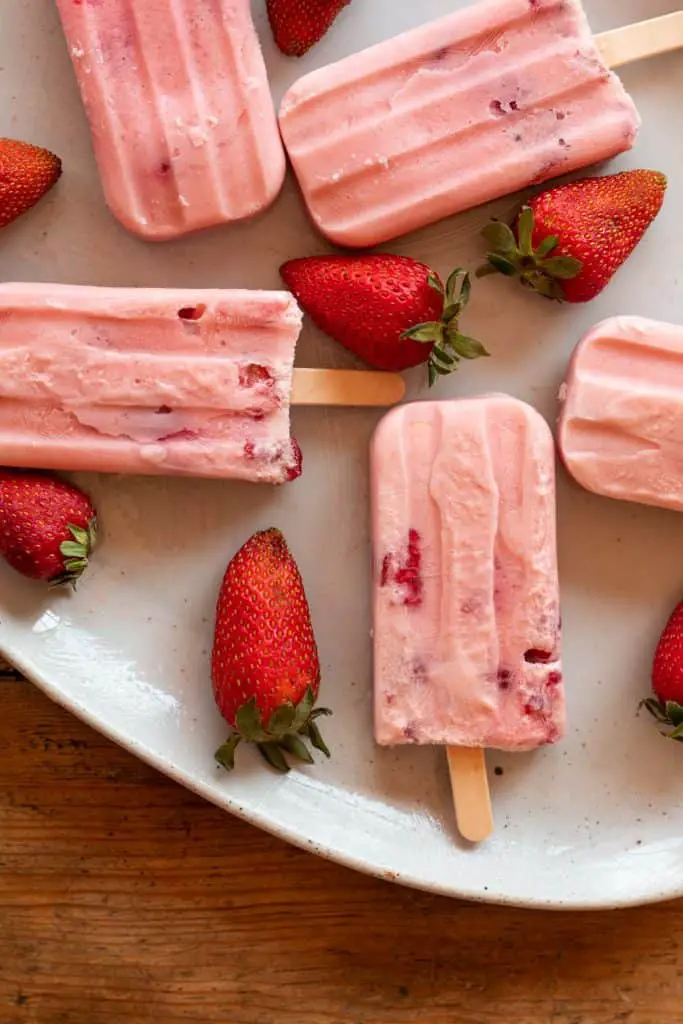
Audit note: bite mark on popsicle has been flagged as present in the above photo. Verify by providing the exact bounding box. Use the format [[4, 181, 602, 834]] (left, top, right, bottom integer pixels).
[[244, 439, 303, 483], [286, 439, 303, 481]]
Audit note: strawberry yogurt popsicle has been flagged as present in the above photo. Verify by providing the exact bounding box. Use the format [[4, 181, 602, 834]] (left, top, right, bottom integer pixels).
[[0, 284, 403, 482], [279, 0, 642, 248], [0, 284, 301, 483], [371, 395, 563, 838], [372, 394, 564, 750], [56, 0, 285, 240], [558, 316, 683, 512]]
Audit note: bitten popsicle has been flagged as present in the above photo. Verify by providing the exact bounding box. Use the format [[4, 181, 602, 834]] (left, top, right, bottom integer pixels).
[[0, 283, 404, 483], [558, 316, 683, 512], [280, 0, 683, 248], [56, 0, 286, 240], [371, 395, 564, 841]]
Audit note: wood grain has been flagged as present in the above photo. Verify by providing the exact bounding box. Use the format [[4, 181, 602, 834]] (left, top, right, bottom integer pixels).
[[1, 663, 683, 1024]]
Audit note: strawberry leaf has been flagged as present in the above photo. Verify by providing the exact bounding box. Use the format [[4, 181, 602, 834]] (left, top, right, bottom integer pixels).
[[88, 518, 99, 550], [451, 334, 490, 360], [432, 348, 456, 366], [268, 703, 297, 737], [60, 541, 87, 559], [427, 272, 444, 295], [517, 206, 534, 257], [522, 271, 564, 301], [235, 698, 268, 743], [309, 707, 333, 721], [445, 267, 470, 308], [474, 263, 499, 279], [306, 721, 331, 758], [215, 734, 242, 771], [482, 221, 517, 254], [665, 701, 683, 728], [428, 363, 438, 388], [280, 734, 314, 765], [68, 524, 90, 546], [293, 686, 316, 730], [442, 303, 461, 323], [485, 253, 518, 277], [540, 255, 582, 280], [401, 321, 445, 344], [64, 558, 88, 573], [458, 272, 471, 309], [641, 697, 669, 723], [258, 743, 290, 773], [534, 234, 559, 259]]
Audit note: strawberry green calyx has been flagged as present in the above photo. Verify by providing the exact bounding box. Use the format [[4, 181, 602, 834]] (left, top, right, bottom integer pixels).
[[53, 518, 98, 589], [215, 686, 332, 773], [476, 207, 582, 301], [641, 697, 683, 742], [401, 268, 489, 387]]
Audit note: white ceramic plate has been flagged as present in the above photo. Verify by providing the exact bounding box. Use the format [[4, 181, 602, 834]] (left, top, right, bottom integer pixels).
[[2, 0, 683, 910]]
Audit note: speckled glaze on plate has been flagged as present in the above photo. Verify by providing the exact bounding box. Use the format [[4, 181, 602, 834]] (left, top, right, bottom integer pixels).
[[1, 0, 683, 910]]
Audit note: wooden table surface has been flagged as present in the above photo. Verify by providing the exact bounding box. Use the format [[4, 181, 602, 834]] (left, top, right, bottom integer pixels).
[[1, 662, 682, 1024]]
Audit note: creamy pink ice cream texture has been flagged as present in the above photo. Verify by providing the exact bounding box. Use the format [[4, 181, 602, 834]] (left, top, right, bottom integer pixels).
[[371, 396, 564, 750], [279, 0, 640, 248], [559, 316, 683, 512], [56, 0, 285, 240], [0, 283, 301, 483]]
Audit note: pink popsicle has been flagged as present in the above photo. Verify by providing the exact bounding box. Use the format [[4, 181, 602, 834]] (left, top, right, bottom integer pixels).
[[0, 283, 301, 483], [371, 395, 564, 751], [279, 0, 640, 248], [559, 316, 683, 512], [56, 0, 285, 240]]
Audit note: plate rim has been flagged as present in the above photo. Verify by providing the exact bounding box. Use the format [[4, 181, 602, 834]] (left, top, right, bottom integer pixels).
[[3, 637, 680, 912]]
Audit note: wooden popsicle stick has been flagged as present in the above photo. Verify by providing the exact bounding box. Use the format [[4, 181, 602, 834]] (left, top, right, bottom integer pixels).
[[447, 746, 493, 844], [597, 12, 683, 70], [292, 368, 405, 407]]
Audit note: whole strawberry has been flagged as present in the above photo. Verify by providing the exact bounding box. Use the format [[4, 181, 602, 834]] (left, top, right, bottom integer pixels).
[[267, 0, 351, 56], [281, 255, 487, 386], [0, 138, 62, 230], [641, 600, 683, 741], [477, 169, 667, 303], [0, 470, 97, 587], [212, 528, 331, 773]]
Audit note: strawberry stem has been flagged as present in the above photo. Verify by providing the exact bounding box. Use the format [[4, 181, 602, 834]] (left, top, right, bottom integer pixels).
[[476, 208, 582, 301], [401, 268, 489, 387], [640, 697, 683, 743], [215, 687, 332, 773], [52, 517, 98, 589]]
